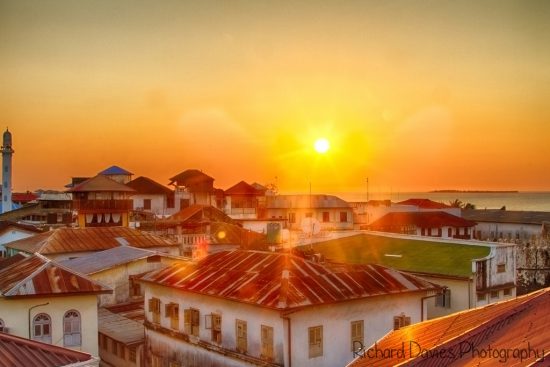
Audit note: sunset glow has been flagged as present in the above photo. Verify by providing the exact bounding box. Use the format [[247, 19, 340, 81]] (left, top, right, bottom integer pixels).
[[314, 138, 330, 154], [1, 1, 549, 194]]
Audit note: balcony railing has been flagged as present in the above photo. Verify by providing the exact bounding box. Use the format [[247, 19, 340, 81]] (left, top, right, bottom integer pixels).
[[73, 199, 133, 211]]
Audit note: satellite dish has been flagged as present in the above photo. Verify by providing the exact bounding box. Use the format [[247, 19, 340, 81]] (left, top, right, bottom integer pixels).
[[301, 217, 321, 235]]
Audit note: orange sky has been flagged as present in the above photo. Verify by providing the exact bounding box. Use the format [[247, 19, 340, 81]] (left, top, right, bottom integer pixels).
[[1, 0, 549, 195]]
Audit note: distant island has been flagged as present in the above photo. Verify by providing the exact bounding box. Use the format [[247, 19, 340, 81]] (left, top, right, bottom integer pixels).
[[429, 190, 519, 193]]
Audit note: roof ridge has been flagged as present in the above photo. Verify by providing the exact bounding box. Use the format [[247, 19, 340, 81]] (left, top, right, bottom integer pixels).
[[3, 255, 50, 296]]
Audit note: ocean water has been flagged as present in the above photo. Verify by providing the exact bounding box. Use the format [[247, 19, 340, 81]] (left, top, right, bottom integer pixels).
[[336, 191, 550, 212]]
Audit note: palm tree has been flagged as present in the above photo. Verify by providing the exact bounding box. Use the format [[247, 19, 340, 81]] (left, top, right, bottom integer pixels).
[[449, 199, 464, 208]]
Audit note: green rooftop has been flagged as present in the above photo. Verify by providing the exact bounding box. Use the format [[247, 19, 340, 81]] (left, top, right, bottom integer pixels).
[[301, 234, 491, 277]]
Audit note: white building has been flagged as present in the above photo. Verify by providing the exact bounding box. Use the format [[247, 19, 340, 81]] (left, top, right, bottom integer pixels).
[[266, 194, 354, 232], [0, 253, 112, 356], [59, 246, 189, 306], [0, 220, 42, 257], [351, 198, 462, 228], [462, 209, 550, 243], [138, 250, 439, 367], [127, 176, 176, 217]]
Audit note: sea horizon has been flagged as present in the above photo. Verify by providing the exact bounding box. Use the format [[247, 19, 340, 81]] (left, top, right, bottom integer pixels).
[[312, 190, 550, 212]]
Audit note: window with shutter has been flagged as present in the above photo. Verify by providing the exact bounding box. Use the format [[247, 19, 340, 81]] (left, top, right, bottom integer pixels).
[[350, 320, 364, 352], [261, 325, 274, 361], [236, 319, 247, 353], [165, 303, 179, 330], [393, 314, 411, 330], [63, 310, 81, 347], [308, 325, 323, 358], [149, 298, 161, 324], [184, 308, 200, 336], [211, 314, 221, 343]]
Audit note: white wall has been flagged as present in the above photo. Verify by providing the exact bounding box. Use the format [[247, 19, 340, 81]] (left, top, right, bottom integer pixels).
[[0, 228, 36, 257], [90, 257, 184, 306], [419, 276, 471, 319], [288, 292, 426, 367], [143, 283, 429, 367], [143, 283, 285, 366], [473, 222, 541, 242], [0, 294, 100, 356], [132, 194, 169, 216]]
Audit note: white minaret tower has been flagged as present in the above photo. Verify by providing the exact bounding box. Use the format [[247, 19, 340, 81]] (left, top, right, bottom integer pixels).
[[2, 128, 14, 213]]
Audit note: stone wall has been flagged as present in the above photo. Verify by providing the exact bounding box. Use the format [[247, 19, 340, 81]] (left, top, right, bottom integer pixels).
[[516, 243, 550, 295]]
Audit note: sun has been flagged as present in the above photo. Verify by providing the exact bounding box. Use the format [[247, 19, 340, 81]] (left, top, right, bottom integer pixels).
[[314, 138, 330, 154]]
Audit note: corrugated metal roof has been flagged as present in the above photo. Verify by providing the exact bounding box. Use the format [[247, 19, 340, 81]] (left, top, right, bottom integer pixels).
[[99, 307, 144, 345], [266, 194, 351, 209], [139, 250, 438, 311], [126, 176, 173, 195], [68, 174, 135, 193], [5, 227, 177, 255], [0, 220, 43, 234], [0, 332, 94, 367], [462, 209, 550, 225], [169, 204, 235, 225], [369, 211, 476, 229], [59, 246, 176, 274], [0, 254, 112, 297], [99, 165, 133, 176], [348, 288, 550, 367], [37, 192, 72, 201]]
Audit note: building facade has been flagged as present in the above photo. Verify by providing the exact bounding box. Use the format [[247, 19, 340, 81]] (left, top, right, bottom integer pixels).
[[138, 250, 439, 367]]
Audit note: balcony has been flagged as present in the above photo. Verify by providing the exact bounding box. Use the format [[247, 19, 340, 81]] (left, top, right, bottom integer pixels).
[[73, 199, 133, 212]]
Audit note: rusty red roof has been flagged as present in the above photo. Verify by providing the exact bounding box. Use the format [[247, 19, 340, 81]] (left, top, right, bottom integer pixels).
[[0, 254, 112, 297], [68, 174, 135, 193], [169, 204, 235, 225], [348, 288, 550, 367], [5, 227, 177, 256], [369, 211, 476, 230], [0, 331, 95, 367], [0, 220, 42, 234], [397, 198, 452, 209], [139, 250, 439, 311]]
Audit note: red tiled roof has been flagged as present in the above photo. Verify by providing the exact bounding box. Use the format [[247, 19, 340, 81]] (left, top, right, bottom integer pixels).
[[397, 198, 452, 209], [348, 288, 550, 367], [0, 332, 94, 367], [68, 174, 135, 193], [127, 176, 173, 196], [0, 254, 112, 297], [369, 211, 476, 230], [5, 227, 176, 255], [139, 250, 439, 311]]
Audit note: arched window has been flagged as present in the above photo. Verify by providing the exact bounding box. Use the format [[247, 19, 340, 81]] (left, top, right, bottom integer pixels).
[[33, 313, 52, 343], [63, 310, 81, 347]]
